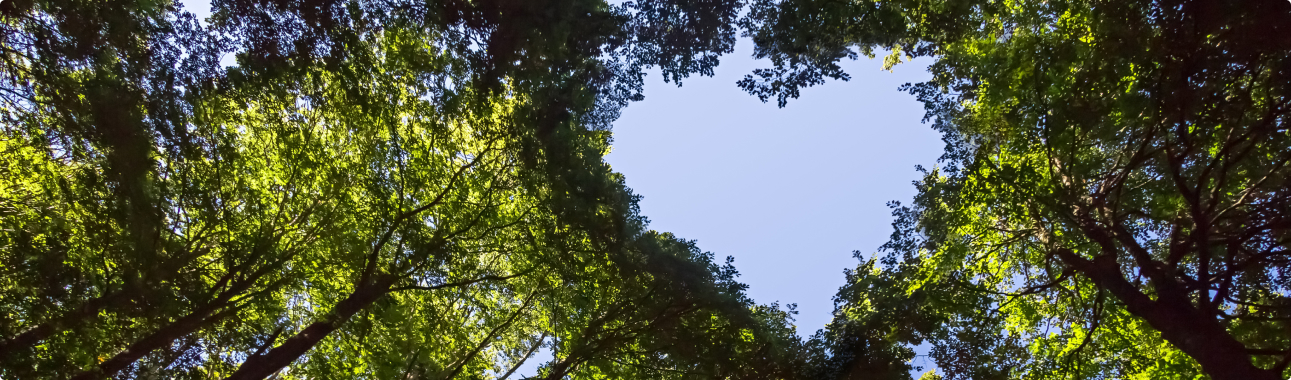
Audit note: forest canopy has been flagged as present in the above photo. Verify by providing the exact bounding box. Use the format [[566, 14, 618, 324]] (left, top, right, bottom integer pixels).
[[1, 0, 1289, 379], [742, 0, 1291, 379], [0, 0, 804, 378]]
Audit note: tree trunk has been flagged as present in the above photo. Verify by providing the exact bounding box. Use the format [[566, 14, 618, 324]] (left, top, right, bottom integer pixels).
[[0, 288, 133, 360], [1, 245, 208, 360], [497, 332, 547, 380], [224, 275, 396, 380], [541, 360, 576, 380], [442, 291, 538, 380], [1057, 249, 1279, 380], [68, 304, 231, 380], [66, 255, 286, 380]]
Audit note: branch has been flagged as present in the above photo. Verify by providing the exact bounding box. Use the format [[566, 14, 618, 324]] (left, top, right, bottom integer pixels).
[[249, 326, 286, 360], [1062, 289, 1105, 372], [498, 331, 548, 380], [361, 145, 495, 285], [441, 290, 541, 380], [389, 268, 536, 293], [1247, 348, 1291, 355]]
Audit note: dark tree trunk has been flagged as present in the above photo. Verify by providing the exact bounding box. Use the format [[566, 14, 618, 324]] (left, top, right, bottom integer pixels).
[[68, 303, 231, 380], [441, 291, 538, 380], [223, 275, 395, 380], [1057, 249, 1279, 380], [541, 360, 576, 380], [0, 288, 133, 360], [497, 332, 547, 380], [67, 255, 289, 379], [1, 243, 208, 360]]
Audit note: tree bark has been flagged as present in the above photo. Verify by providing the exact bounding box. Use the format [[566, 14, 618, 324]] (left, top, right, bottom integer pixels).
[[68, 303, 233, 380], [541, 360, 576, 380], [1, 244, 210, 360], [0, 288, 133, 360], [1056, 249, 1279, 380], [441, 291, 538, 380], [66, 252, 291, 380], [224, 275, 396, 380], [497, 331, 547, 380]]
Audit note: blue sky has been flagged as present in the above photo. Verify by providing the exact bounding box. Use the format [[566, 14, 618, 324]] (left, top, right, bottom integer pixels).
[[600, 43, 942, 377], [607, 45, 940, 337]]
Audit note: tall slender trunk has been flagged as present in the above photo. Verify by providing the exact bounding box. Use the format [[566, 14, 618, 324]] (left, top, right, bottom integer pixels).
[[541, 360, 575, 380], [224, 275, 396, 380], [68, 303, 232, 380], [497, 332, 547, 380], [442, 291, 538, 380], [0, 288, 133, 360], [66, 252, 291, 380], [1, 243, 207, 360], [1056, 249, 1278, 380]]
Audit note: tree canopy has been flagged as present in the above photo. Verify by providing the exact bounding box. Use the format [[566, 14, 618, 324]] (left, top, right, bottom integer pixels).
[[4, 0, 1291, 379], [742, 0, 1291, 379], [0, 0, 807, 378]]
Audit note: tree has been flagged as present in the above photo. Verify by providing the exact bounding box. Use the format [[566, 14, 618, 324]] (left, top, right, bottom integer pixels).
[[0, 0, 809, 379], [528, 232, 809, 380], [741, 0, 1291, 378]]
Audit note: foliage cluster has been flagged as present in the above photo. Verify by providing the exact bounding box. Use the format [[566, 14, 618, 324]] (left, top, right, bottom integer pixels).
[[0, 0, 807, 379], [4, 0, 1291, 379], [742, 0, 1291, 379]]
